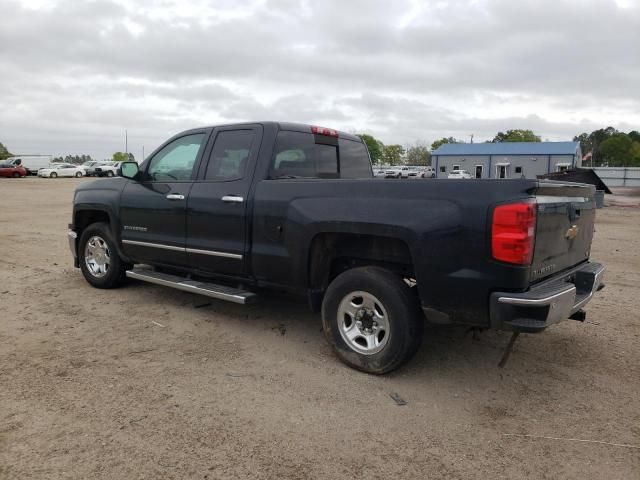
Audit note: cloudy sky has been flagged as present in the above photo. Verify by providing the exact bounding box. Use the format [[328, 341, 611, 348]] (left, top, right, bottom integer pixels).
[[1, 0, 638, 160]]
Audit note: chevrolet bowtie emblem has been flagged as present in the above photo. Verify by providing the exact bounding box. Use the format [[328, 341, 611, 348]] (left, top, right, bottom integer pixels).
[[565, 225, 579, 240]]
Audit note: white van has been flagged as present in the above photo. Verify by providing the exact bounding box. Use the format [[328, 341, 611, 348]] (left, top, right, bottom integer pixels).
[[8, 155, 53, 175]]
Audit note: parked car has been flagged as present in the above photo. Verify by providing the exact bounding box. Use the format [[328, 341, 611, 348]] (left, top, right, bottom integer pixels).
[[448, 169, 472, 179], [94, 162, 121, 177], [421, 166, 436, 178], [0, 162, 27, 178], [68, 121, 604, 374], [385, 168, 401, 178], [7, 156, 52, 175], [85, 162, 111, 176], [38, 163, 84, 178], [374, 168, 387, 178], [78, 161, 100, 176]]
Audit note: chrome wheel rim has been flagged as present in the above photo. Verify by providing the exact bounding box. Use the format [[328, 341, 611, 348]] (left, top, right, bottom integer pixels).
[[84, 235, 110, 278], [337, 291, 390, 355]]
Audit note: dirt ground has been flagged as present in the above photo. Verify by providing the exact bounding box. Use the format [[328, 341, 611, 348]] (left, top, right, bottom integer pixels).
[[1, 177, 638, 480]]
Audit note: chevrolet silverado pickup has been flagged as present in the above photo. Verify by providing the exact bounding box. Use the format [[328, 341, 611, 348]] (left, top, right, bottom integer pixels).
[[68, 122, 605, 373]]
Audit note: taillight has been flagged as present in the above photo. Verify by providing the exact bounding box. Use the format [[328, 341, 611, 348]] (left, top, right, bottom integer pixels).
[[311, 125, 339, 137], [491, 201, 537, 265]]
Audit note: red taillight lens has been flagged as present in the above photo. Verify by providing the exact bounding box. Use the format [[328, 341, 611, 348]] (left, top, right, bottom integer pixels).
[[491, 201, 537, 265], [311, 125, 339, 137]]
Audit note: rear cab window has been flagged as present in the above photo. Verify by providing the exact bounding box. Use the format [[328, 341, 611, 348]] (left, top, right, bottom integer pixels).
[[270, 130, 372, 179]]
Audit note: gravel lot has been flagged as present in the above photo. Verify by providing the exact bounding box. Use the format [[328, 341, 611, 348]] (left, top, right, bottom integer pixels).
[[1, 177, 638, 479]]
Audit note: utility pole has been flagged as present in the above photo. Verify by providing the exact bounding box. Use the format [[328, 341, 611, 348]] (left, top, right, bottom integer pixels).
[[142, 145, 145, 162], [125, 129, 128, 155], [470, 134, 474, 144]]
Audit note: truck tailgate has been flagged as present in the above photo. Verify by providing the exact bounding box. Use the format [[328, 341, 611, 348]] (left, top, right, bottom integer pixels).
[[531, 182, 596, 283]]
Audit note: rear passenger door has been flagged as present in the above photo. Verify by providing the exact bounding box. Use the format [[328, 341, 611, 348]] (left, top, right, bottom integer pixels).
[[186, 125, 262, 276]]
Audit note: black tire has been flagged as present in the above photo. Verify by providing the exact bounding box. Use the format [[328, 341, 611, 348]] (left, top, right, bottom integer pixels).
[[75, 171, 82, 177], [79, 222, 129, 288], [106, 171, 114, 177], [50, 172, 57, 178], [321, 266, 424, 374], [12, 172, 20, 178]]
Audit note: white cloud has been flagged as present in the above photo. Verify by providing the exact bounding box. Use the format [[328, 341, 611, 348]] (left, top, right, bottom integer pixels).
[[0, 0, 638, 159]]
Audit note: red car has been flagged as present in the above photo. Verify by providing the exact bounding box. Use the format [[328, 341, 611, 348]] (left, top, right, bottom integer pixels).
[[0, 163, 27, 178]]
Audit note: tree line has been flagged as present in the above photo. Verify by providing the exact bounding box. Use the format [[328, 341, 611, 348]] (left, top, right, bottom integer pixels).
[[573, 127, 640, 167], [4, 126, 639, 168], [359, 127, 639, 167], [358, 129, 543, 166]]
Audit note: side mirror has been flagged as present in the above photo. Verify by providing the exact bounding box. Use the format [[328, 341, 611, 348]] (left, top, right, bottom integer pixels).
[[119, 162, 139, 179]]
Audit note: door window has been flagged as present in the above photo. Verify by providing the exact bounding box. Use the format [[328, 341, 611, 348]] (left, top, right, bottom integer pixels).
[[205, 130, 256, 181], [146, 133, 205, 181]]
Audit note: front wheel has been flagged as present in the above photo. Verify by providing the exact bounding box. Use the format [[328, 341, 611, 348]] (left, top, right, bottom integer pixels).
[[50, 172, 57, 178], [106, 171, 114, 177], [75, 171, 82, 177], [79, 222, 129, 288], [322, 266, 424, 374]]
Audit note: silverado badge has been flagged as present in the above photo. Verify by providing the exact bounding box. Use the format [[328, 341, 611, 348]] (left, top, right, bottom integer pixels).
[[565, 225, 579, 240]]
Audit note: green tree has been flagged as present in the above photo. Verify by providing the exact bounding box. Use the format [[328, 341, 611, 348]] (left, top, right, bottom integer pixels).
[[431, 137, 460, 152], [599, 134, 633, 166], [492, 129, 541, 143], [0, 141, 13, 161], [628, 130, 640, 143], [573, 133, 592, 157], [382, 144, 405, 166], [588, 126, 618, 165], [405, 144, 431, 166], [357, 134, 385, 165]]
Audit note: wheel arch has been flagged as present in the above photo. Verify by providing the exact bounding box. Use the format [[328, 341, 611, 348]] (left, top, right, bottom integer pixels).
[[307, 232, 415, 311]]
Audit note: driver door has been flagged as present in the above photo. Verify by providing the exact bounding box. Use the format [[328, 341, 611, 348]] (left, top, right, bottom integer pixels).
[[120, 131, 210, 268]]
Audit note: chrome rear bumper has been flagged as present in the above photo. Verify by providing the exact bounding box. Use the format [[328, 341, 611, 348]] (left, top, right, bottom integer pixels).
[[490, 262, 605, 333]]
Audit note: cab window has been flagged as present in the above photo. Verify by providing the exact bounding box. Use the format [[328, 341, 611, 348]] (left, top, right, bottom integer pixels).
[[204, 130, 256, 181], [146, 134, 205, 181]]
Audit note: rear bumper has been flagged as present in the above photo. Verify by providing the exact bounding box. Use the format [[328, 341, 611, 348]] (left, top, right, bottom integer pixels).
[[490, 262, 605, 333]]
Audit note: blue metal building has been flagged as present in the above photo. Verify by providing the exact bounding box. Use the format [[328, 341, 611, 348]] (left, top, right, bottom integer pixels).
[[432, 142, 582, 179]]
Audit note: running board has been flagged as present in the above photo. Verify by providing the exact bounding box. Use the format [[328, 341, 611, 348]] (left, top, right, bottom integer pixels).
[[126, 267, 257, 304]]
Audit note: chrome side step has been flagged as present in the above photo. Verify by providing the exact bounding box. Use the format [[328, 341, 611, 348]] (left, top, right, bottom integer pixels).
[[126, 267, 257, 304]]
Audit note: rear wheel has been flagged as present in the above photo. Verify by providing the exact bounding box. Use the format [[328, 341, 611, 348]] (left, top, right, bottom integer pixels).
[[79, 222, 129, 288], [322, 266, 423, 374], [50, 172, 57, 178], [75, 171, 82, 177]]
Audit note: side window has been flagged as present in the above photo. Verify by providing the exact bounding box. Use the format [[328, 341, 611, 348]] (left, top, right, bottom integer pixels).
[[452, 165, 460, 171], [440, 166, 446, 173], [515, 166, 523, 174], [270, 131, 338, 179], [205, 130, 256, 181], [147, 133, 205, 181]]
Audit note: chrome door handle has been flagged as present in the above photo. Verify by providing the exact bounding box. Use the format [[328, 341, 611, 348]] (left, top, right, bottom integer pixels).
[[221, 195, 244, 203], [166, 193, 185, 200]]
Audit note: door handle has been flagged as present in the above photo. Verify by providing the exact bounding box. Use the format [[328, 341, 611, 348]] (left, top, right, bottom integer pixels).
[[221, 195, 244, 203], [166, 193, 185, 200]]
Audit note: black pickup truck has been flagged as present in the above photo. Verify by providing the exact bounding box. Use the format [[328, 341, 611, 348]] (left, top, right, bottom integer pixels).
[[68, 122, 605, 373]]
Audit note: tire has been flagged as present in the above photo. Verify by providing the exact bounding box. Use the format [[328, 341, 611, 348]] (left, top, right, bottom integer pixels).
[[79, 222, 129, 289], [50, 172, 57, 178], [321, 266, 424, 374], [12, 172, 20, 178], [75, 171, 82, 177], [106, 171, 114, 177]]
